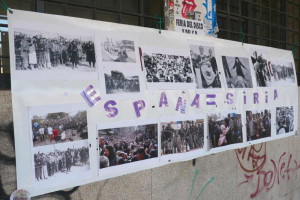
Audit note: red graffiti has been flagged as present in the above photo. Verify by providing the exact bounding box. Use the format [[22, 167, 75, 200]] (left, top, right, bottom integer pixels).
[[236, 143, 267, 173], [236, 143, 300, 198]]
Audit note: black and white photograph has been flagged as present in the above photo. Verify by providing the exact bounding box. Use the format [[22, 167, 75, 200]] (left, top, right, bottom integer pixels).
[[276, 106, 294, 135], [269, 60, 296, 86], [208, 112, 243, 148], [29, 104, 88, 147], [246, 109, 271, 141], [98, 124, 158, 169], [221, 56, 253, 88], [101, 37, 136, 63], [104, 70, 140, 94], [250, 48, 271, 87], [33, 140, 90, 184], [14, 29, 96, 72], [143, 52, 194, 83], [190, 44, 222, 89], [160, 119, 204, 155]]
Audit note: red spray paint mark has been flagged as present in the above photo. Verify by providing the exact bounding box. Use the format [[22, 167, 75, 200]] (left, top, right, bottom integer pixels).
[[236, 143, 300, 199]]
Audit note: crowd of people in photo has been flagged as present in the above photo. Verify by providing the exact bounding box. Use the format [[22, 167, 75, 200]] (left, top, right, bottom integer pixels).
[[143, 53, 194, 83], [246, 110, 271, 141], [105, 71, 140, 94], [277, 107, 294, 134], [161, 121, 204, 155], [34, 147, 89, 181], [190, 46, 221, 88], [270, 62, 294, 82], [32, 112, 88, 146], [99, 125, 158, 168], [209, 113, 242, 148], [14, 32, 96, 70]]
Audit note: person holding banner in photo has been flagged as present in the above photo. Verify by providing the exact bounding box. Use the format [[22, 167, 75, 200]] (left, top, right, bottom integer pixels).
[[191, 46, 220, 88], [199, 61, 220, 88]]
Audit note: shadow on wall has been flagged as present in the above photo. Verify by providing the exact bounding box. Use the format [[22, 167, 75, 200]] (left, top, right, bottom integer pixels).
[[0, 122, 80, 200]]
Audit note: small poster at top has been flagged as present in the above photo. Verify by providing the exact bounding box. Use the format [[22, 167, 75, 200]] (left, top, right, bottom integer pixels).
[[164, 0, 218, 37]]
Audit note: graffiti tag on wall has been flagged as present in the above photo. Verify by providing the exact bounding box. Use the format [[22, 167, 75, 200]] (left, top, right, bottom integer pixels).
[[236, 143, 300, 199]]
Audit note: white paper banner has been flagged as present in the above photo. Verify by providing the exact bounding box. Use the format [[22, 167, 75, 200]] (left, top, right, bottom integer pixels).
[[8, 9, 298, 197]]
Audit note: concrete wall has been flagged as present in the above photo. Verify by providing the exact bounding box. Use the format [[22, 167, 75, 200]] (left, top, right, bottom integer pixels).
[[1, 90, 300, 200]]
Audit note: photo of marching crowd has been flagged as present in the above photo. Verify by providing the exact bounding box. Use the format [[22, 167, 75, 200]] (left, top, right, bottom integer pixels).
[[246, 110, 271, 141], [104, 70, 140, 94], [14, 29, 96, 71], [190, 45, 221, 89], [208, 112, 243, 148], [160, 120, 204, 155], [269, 60, 296, 86], [276, 106, 294, 135], [33, 140, 90, 183], [101, 37, 136, 63], [143, 52, 194, 83], [98, 124, 158, 169], [250, 49, 271, 87], [31, 109, 88, 147], [221, 56, 253, 88]]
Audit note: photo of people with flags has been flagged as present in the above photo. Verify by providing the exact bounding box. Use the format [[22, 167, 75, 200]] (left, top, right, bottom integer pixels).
[[190, 44, 221, 89]]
